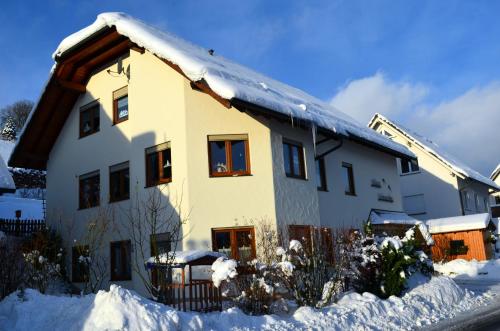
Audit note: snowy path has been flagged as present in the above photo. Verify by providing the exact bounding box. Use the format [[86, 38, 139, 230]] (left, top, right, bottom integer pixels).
[[424, 279, 500, 331]]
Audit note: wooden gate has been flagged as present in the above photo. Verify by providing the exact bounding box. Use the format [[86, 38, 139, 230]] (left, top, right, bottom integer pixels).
[[158, 279, 222, 312]]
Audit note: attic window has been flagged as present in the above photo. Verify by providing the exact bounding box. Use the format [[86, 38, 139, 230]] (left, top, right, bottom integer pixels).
[[113, 86, 128, 124], [399, 157, 419, 175], [79, 101, 100, 138]]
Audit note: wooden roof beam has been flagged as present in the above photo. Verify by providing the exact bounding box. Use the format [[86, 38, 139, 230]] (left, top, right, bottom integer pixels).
[[56, 79, 86, 93]]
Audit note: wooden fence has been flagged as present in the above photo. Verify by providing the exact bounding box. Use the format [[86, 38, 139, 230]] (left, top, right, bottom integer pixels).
[[0, 218, 45, 237], [158, 279, 222, 312]]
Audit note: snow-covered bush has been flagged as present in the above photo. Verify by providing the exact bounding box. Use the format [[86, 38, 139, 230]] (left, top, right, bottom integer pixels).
[[351, 225, 433, 298], [21, 228, 65, 294]]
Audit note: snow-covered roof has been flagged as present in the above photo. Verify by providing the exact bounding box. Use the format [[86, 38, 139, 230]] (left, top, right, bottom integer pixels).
[[0, 196, 44, 220], [369, 210, 434, 245], [49, 12, 413, 159], [368, 113, 500, 190], [0, 140, 15, 166], [146, 250, 225, 265], [490, 164, 500, 182], [426, 213, 491, 234]]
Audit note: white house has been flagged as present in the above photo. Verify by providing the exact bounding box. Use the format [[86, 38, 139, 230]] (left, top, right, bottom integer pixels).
[[10, 13, 413, 295], [369, 113, 499, 221], [490, 165, 500, 217]]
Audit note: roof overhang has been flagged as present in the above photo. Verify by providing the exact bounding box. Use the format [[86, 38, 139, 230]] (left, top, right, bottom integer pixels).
[[10, 26, 131, 170], [11, 26, 414, 170]]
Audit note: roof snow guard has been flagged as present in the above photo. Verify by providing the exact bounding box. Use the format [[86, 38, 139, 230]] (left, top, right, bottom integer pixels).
[[369, 113, 500, 191], [10, 13, 413, 170]]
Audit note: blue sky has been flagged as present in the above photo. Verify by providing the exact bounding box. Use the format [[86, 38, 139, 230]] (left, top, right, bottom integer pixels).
[[1, 1, 500, 175]]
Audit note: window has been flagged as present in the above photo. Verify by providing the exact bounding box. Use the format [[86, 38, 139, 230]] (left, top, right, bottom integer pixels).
[[150, 232, 171, 257], [484, 198, 489, 212], [382, 130, 393, 138], [341, 162, 355, 195], [461, 190, 473, 212], [79, 100, 100, 137], [113, 86, 128, 124], [208, 135, 250, 176], [212, 227, 255, 264], [316, 158, 327, 191], [449, 240, 468, 256], [403, 194, 426, 215], [79, 171, 100, 209], [283, 140, 306, 179], [109, 162, 130, 202], [399, 157, 419, 174], [145, 142, 172, 187], [495, 196, 500, 205], [110, 240, 131, 281], [72, 245, 89, 283]]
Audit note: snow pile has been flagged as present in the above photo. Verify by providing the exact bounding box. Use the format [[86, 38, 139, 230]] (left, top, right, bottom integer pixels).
[[211, 257, 238, 287], [369, 210, 434, 245], [48, 13, 413, 159], [0, 277, 491, 330], [0, 153, 15, 190], [0, 195, 44, 220], [369, 113, 499, 190], [426, 213, 490, 234], [435, 259, 500, 281]]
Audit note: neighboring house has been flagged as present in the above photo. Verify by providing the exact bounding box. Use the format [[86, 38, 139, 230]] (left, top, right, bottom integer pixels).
[[369, 113, 499, 220], [490, 164, 500, 217], [9, 13, 413, 295], [427, 213, 494, 261]]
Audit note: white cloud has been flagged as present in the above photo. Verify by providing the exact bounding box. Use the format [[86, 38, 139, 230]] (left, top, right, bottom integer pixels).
[[330, 73, 500, 176], [330, 72, 429, 124]]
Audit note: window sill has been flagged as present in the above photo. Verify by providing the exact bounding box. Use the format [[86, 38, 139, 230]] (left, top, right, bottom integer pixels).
[[78, 205, 100, 211], [78, 131, 100, 139], [145, 179, 172, 188], [400, 171, 421, 177], [285, 174, 307, 181], [344, 192, 356, 197], [112, 119, 128, 126], [209, 173, 252, 178], [110, 277, 132, 282], [109, 197, 130, 204]]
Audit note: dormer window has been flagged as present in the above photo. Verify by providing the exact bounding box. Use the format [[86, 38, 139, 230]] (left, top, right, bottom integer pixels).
[[79, 100, 100, 138], [399, 157, 419, 174]]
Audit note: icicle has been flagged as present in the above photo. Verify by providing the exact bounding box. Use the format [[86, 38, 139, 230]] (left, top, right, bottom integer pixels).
[[312, 123, 317, 156], [290, 112, 294, 127]]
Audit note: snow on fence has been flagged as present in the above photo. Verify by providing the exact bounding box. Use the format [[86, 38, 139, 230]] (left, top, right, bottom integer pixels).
[[158, 278, 222, 312], [0, 218, 45, 236]]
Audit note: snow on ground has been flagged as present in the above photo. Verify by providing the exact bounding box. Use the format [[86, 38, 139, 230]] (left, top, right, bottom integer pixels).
[[0, 195, 44, 220], [0, 276, 491, 331], [435, 259, 500, 281]]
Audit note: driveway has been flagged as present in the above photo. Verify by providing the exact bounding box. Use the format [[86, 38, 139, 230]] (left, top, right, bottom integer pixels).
[[425, 279, 500, 331]]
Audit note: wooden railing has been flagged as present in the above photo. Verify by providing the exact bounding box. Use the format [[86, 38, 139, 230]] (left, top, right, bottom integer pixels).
[[0, 219, 45, 237], [158, 279, 222, 312]]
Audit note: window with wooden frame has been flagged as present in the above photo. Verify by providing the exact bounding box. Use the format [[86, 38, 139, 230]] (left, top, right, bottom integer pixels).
[[150, 232, 171, 257], [283, 140, 306, 179], [72, 245, 89, 283], [316, 158, 327, 191], [212, 227, 256, 264], [208, 134, 250, 177], [113, 86, 128, 124], [341, 162, 356, 196], [79, 100, 100, 138], [109, 162, 130, 202], [145, 142, 172, 187], [79, 171, 100, 209], [399, 157, 419, 175], [449, 240, 468, 256], [110, 240, 132, 281]]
